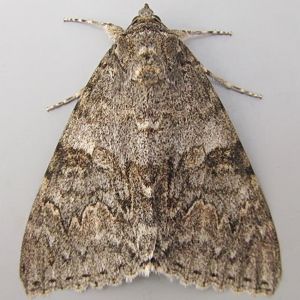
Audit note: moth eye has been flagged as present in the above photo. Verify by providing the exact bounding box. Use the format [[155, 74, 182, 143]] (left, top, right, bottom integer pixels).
[[153, 15, 161, 21], [131, 16, 139, 24]]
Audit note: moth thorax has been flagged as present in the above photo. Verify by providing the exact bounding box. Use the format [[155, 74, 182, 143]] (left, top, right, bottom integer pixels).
[[133, 46, 162, 85]]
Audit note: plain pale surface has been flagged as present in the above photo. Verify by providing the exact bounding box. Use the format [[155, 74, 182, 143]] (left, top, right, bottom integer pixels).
[[0, 0, 299, 299]]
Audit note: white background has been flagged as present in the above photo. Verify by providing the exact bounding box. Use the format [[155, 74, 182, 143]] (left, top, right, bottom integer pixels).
[[1, 0, 299, 299]]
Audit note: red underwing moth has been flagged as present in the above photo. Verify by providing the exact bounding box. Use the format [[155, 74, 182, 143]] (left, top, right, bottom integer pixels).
[[20, 4, 281, 296]]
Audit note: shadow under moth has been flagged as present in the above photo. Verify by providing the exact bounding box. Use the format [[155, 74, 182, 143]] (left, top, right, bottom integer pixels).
[[20, 4, 281, 297]]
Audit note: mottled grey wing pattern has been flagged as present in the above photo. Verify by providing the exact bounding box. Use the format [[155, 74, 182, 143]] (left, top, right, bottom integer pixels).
[[150, 49, 281, 295], [20, 51, 156, 295], [20, 4, 281, 297]]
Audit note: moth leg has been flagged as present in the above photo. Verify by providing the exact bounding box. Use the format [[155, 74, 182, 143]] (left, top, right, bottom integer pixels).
[[64, 18, 124, 39], [201, 65, 262, 98], [47, 88, 84, 111], [172, 29, 232, 39]]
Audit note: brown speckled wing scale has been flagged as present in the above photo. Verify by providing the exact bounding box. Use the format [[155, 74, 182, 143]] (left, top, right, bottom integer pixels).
[[20, 4, 281, 297]]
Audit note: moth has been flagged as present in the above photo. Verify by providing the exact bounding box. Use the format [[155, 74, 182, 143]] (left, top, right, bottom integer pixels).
[[20, 4, 281, 296]]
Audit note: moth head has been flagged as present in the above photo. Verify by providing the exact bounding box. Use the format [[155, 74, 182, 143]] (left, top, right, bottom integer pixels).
[[131, 4, 161, 25]]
